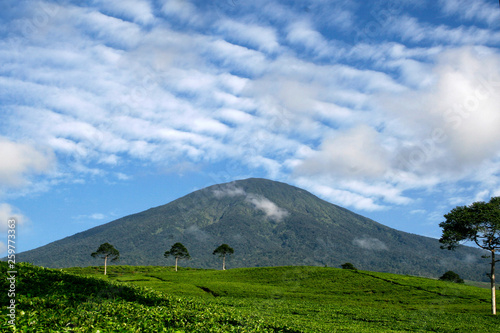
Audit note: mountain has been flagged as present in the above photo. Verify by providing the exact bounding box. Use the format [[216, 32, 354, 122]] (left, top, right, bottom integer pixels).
[[15, 178, 488, 280]]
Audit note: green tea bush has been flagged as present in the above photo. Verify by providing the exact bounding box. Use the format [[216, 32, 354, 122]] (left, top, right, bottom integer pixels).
[[0, 262, 297, 332], [3, 263, 500, 332]]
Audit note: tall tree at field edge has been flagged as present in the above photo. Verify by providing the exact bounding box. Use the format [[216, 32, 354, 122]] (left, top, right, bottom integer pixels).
[[439, 196, 500, 315], [213, 244, 234, 270], [164, 242, 191, 271], [91, 242, 120, 275]]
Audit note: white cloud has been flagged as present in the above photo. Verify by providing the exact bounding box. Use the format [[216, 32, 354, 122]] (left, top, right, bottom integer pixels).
[[245, 193, 289, 222], [353, 236, 388, 251], [74, 213, 107, 221], [0, 203, 27, 255], [92, 0, 155, 25], [439, 0, 500, 27], [286, 20, 331, 57], [1, 0, 500, 221], [297, 125, 390, 180], [389, 15, 500, 45], [385, 57, 434, 89], [116, 172, 130, 180], [463, 253, 479, 264], [382, 47, 500, 170], [76, 9, 143, 48], [212, 184, 246, 199], [215, 108, 255, 125], [434, 49, 500, 164], [216, 19, 280, 53], [208, 39, 268, 76], [185, 225, 211, 242], [90, 213, 106, 220], [0, 138, 55, 188], [161, 0, 201, 25], [73, 213, 108, 223], [293, 178, 386, 211], [211, 184, 288, 221], [0, 203, 27, 233], [1, 1, 409, 205]]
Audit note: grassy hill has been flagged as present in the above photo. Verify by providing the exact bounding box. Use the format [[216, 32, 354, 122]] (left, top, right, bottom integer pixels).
[[2, 262, 499, 332], [0, 262, 295, 332], [16, 178, 488, 281]]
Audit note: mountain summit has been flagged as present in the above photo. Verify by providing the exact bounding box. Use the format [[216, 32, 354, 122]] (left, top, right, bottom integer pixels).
[[17, 178, 486, 280]]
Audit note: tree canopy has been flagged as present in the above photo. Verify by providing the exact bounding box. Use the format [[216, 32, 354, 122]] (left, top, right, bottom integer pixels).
[[164, 242, 191, 271], [91, 242, 119, 275], [439, 196, 500, 314], [439, 271, 464, 284], [341, 262, 357, 270], [213, 244, 234, 270]]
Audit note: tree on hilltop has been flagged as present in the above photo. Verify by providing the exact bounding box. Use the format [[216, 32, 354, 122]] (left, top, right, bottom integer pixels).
[[213, 244, 234, 270], [439, 196, 500, 314], [91, 242, 119, 275], [164, 242, 191, 271]]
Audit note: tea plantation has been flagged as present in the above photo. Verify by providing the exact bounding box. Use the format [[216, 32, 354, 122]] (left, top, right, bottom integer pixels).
[[2, 262, 499, 332]]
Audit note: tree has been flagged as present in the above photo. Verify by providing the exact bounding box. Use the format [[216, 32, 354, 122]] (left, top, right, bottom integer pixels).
[[213, 244, 234, 270], [164, 242, 191, 271], [341, 262, 357, 270], [91, 242, 119, 275], [439, 197, 500, 314], [439, 270, 464, 284]]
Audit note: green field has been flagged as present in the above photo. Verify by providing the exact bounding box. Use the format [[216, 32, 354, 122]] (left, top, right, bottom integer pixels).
[[2, 262, 499, 332]]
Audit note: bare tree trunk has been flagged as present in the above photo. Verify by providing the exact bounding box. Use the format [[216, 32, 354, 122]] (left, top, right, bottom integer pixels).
[[222, 255, 226, 270], [175, 257, 178, 272], [492, 250, 496, 315], [104, 255, 108, 275]]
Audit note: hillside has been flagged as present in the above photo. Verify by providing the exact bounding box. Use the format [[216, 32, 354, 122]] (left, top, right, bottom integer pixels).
[[16, 178, 488, 280], [0, 262, 294, 332], [66, 265, 499, 332], [3, 262, 498, 332]]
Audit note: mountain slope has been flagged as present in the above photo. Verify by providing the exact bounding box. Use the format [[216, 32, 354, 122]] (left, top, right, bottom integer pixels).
[[16, 178, 487, 280]]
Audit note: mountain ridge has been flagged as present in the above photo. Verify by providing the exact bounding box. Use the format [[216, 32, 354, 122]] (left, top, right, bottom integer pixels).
[[15, 178, 488, 280]]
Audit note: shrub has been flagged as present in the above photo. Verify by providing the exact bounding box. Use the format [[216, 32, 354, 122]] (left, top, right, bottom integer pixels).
[[341, 262, 357, 270], [439, 270, 464, 283]]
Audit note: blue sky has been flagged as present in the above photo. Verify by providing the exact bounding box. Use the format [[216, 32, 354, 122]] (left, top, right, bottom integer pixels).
[[1, 0, 500, 256]]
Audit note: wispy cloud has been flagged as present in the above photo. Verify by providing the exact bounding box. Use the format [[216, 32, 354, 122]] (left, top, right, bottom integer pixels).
[[0, 203, 27, 232], [286, 20, 332, 58], [212, 184, 288, 221], [92, 0, 155, 25], [212, 183, 246, 199], [0, 203, 27, 254], [0, 138, 55, 189], [381, 47, 500, 170], [161, 0, 202, 25], [216, 19, 280, 54], [389, 15, 500, 45], [353, 236, 388, 251], [245, 193, 289, 222], [1, 0, 499, 226], [73, 213, 107, 222], [291, 45, 500, 211], [297, 125, 390, 180], [293, 178, 387, 211], [439, 0, 500, 27]]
